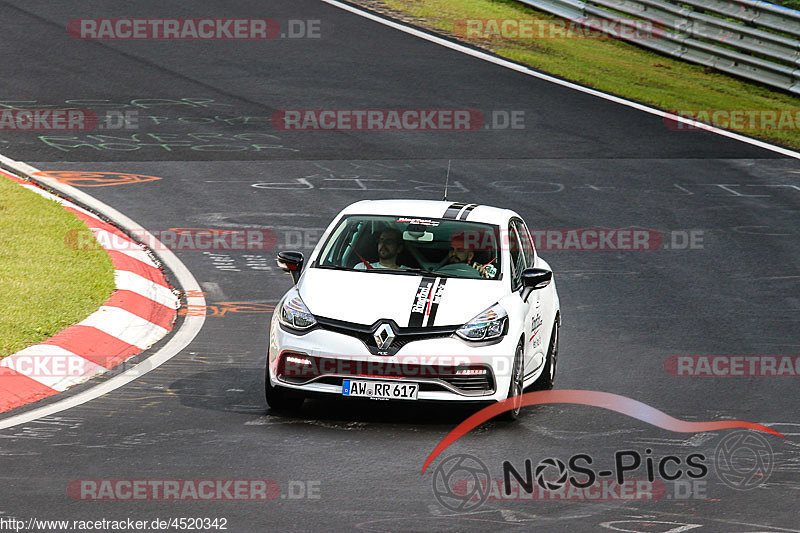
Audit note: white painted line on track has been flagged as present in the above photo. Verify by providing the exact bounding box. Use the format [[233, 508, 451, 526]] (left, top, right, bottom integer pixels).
[[321, 0, 800, 160]]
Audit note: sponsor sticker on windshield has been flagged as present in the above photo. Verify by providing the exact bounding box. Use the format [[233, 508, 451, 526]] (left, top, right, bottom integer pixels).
[[397, 217, 440, 226]]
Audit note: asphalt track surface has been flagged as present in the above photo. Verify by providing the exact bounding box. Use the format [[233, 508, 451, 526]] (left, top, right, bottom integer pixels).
[[1, 1, 799, 531]]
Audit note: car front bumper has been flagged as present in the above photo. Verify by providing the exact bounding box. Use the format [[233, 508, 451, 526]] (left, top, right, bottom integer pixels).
[[267, 314, 519, 403]]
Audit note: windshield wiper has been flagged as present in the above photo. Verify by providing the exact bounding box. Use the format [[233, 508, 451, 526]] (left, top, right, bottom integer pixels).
[[396, 267, 429, 274], [358, 267, 441, 276], [397, 267, 460, 278], [316, 265, 353, 272]]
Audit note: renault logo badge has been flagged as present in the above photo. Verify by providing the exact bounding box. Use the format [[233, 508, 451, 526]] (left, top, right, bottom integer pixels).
[[373, 323, 395, 351]]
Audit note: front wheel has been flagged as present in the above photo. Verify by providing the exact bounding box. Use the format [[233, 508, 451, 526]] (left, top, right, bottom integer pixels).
[[531, 320, 558, 391], [265, 368, 304, 412], [497, 340, 525, 421]]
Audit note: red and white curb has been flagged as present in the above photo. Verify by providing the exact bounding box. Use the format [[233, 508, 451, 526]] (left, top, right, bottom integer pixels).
[[0, 169, 179, 413]]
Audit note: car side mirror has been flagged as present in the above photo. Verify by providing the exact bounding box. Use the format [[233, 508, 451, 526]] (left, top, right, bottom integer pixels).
[[277, 251, 304, 284], [521, 267, 552, 302]]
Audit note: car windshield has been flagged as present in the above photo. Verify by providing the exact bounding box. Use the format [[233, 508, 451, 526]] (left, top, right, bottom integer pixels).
[[314, 215, 502, 280]]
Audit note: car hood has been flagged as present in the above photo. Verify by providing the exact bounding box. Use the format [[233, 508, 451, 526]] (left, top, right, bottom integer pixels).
[[298, 268, 507, 328]]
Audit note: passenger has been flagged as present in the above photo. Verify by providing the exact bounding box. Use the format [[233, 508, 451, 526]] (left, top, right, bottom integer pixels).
[[355, 229, 407, 270], [448, 232, 493, 278]]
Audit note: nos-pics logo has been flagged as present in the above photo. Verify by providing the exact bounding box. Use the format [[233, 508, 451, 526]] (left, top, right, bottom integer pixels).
[[432, 432, 774, 512], [431, 454, 491, 512]]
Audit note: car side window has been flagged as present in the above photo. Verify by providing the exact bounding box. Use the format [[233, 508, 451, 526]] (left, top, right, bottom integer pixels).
[[513, 220, 535, 268], [508, 223, 525, 291]]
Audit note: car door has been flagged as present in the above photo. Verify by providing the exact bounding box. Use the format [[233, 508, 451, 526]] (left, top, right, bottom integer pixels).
[[509, 219, 545, 379]]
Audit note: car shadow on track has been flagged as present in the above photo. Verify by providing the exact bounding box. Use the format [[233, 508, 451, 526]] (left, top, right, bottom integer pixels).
[[167, 367, 540, 427]]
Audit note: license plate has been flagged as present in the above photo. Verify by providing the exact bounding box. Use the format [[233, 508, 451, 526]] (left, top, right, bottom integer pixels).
[[342, 379, 418, 400]]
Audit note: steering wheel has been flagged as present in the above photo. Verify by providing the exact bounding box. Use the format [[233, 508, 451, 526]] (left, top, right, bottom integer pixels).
[[435, 262, 483, 277]]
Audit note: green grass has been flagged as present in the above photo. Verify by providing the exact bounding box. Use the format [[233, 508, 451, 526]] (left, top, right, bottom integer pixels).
[[382, 0, 800, 149], [0, 176, 115, 358], [777, 0, 800, 10]]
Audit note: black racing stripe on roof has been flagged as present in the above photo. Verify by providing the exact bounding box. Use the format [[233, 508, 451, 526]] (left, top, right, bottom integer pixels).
[[443, 202, 467, 219], [458, 204, 478, 220]]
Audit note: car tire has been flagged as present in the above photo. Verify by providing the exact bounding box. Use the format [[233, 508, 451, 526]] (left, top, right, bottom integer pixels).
[[531, 319, 558, 391], [497, 340, 525, 421], [265, 367, 304, 412]]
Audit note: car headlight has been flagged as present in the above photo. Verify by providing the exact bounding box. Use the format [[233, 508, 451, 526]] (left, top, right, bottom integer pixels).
[[278, 291, 317, 331], [456, 303, 508, 341]]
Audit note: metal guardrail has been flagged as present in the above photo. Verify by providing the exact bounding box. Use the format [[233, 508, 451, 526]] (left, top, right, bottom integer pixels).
[[515, 0, 800, 95]]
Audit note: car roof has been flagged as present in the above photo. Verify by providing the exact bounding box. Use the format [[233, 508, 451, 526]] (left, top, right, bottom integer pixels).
[[339, 199, 517, 225]]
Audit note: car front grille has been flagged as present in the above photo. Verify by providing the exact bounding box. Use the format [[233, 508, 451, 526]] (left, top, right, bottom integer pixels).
[[314, 316, 457, 356], [313, 376, 494, 395], [277, 353, 495, 395]]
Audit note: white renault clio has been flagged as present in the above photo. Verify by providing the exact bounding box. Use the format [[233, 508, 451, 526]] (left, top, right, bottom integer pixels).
[[266, 199, 560, 419]]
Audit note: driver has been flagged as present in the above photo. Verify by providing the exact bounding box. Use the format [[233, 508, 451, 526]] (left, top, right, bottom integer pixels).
[[355, 228, 407, 270], [448, 231, 494, 278]]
